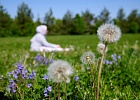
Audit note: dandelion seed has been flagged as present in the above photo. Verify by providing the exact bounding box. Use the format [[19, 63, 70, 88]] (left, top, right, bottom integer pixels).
[[97, 43, 108, 54], [80, 51, 95, 64], [47, 60, 73, 83], [97, 23, 121, 43]]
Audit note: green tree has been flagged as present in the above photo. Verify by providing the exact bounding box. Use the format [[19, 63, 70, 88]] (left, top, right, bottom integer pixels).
[[127, 9, 139, 33], [35, 15, 42, 25], [129, 22, 139, 33], [53, 19, 63, 35], [98, 7, 111, 23], [62, 10, 73, 35], [0, 3, 13, 37], [44, 8, 55, 35], [15, 2, 34, 36], [71, 14, 86, 35], [81, 9, 94, 34], [115, 8, 128, 33], [94, 8, 111, 34]]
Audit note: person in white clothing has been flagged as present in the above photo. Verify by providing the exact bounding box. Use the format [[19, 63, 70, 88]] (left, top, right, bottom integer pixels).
[[30, 25, 72, 52]]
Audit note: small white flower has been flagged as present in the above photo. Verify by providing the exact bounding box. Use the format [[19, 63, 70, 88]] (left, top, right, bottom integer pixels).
[[97, 23, 121, 43], [80, 51, 95, 64], [47, 60, 73, 83], [97, 43, 108, 54]]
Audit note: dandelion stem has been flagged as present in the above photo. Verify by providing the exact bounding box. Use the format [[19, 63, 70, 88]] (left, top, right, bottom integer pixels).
[[96, 42, 107, 100], [64, 83, 68, 100], [54, 83, 56, 100], [58, 83, 61, 100]]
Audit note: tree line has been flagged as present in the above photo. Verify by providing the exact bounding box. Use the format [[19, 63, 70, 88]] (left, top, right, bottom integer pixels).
[[0, 2, 140, 37]]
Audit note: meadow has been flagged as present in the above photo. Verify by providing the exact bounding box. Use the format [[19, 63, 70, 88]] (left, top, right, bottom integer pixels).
[[0, 34, 140, 100]]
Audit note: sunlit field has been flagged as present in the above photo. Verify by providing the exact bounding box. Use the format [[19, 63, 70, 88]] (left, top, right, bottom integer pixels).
[[0, 34, 140, 100]]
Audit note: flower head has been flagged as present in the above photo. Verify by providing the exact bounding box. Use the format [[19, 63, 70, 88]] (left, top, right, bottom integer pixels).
[[43, 74, 49, 80], [27, 83, 32, 88], [74, 76, 79, 81], [97, 43, 108, 54], [97, 23, 121, 43], [47, 86, 52, 92], [47, 60, 73, 83], [80, 51, 95, 64]]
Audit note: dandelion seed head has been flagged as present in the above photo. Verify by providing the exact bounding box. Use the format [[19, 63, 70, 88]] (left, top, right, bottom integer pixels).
[[97, 43, 108, 54], [47, 60, 73, 83], [80, 51, 95, 64], [97, 23, 121, 43]]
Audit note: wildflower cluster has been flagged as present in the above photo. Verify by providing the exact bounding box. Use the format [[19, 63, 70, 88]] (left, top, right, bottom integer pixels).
[[7, 62, 36, 93], [7, 80, 16, 93], [34, 54, 54, 65], [103, 54, 121, 65], [44, 86, 52, 97]]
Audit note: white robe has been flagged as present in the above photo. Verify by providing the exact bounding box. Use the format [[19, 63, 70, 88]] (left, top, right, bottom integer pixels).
[[30, 25, 65, 52]]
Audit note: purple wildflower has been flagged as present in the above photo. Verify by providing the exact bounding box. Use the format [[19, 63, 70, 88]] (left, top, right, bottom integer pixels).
[[17, 63, 24, 70], [44, 88, 48, 97], [44, 93, 48, 97], [13, 73, 18, 79], [11, 89, 16, 93], [74, 76, 79, 81], [34, 54, 42, 62], [8, 80, 16, 93], [47, 86, 52, 92], [27, 83, 32, 88], [28, 71, 36, 79], [86, 67, 90, 70], [43, 74, 49, 80], [118, 56, 121, 59], [49, 59, 54, 63]]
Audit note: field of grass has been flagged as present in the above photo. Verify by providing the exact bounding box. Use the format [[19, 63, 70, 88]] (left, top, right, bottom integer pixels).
[[0, 34, 140, 100]]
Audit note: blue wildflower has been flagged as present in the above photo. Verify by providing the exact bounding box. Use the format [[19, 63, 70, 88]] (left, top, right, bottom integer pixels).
[[34, 54, 42, 62], [86, 67, 90, 70], [43, 74, 49, 80], [17, 63, 24, 70], [47, 86, 52, 92], [74, 76, 79, 81], [27, 83, 32, 88], [13, 73, 18, 79], [44, 88, 48, 97], [44, 93, 48, 97]]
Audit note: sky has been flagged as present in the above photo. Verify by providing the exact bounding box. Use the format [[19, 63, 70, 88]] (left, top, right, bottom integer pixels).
[[0, 0, 140, 21]]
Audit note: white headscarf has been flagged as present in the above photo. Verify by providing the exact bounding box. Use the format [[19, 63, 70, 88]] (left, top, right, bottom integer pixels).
[[36, 25, 47, 35]]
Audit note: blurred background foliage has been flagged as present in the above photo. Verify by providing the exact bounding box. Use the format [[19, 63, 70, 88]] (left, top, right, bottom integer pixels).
[[0, 2, 140, 37]]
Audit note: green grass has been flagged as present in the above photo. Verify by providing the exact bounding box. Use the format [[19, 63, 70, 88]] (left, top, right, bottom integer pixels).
[[0, 34, 140, 100], [0, 34, 140, 52]]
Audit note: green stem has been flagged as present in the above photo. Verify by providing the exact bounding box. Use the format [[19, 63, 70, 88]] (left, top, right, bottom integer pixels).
[[58, 83, 60, 100], [54, 83, 56, 100], [96, 43, 107, 100]]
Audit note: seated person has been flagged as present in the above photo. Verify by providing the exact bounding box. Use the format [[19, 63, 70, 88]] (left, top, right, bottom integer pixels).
[[30, 25, 72, 52]]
